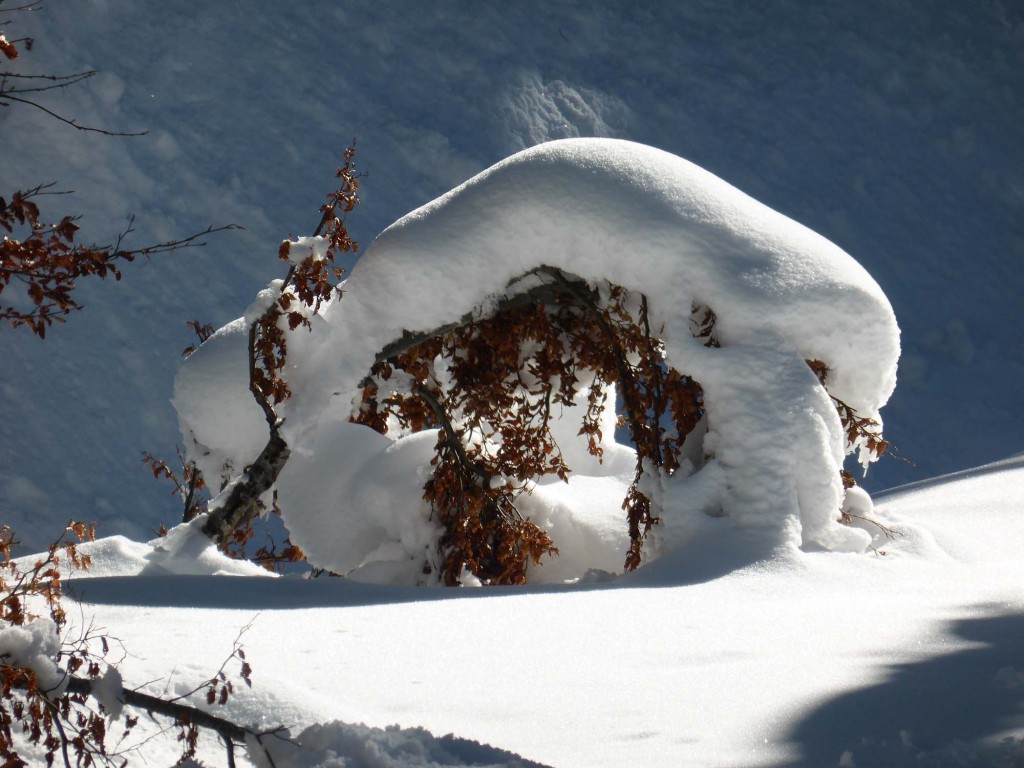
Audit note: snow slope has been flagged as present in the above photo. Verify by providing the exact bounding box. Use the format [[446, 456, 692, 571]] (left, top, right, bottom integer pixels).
[[38, 455, 1024, 767], [2, 1, 1023, 548]]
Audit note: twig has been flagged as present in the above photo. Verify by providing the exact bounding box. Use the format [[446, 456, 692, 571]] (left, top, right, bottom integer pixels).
[[0, 69, 94, 95], [842, 510, 902, 540], [0, 92, 148, 135]]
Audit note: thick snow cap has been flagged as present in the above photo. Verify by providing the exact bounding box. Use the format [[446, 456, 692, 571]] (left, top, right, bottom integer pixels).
[[296, 138, 898, 420], [177, 138, 900, 581]]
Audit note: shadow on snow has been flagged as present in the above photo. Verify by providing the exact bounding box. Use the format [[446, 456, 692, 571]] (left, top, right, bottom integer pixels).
[[780, 608, 1024, 767]]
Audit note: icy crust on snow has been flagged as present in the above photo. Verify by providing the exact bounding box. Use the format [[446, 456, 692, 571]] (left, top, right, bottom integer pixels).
[[176, 139, 900, 581]]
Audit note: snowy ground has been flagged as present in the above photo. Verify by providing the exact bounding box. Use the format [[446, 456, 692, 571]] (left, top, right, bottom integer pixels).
[[41, 455, 1023, 767]]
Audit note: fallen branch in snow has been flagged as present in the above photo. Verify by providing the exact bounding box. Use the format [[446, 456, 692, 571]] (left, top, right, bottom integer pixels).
[[0, 647, 286, 768], [62, 676, 245, 760], [0, 523, 285, 767]]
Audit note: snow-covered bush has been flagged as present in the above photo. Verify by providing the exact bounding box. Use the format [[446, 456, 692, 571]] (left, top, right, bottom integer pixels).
[[175, 138, 900, 585]]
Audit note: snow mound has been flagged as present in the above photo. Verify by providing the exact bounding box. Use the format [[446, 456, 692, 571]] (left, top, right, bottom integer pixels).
[[176, 138, 900, 583], [250, 721, 550, 768], [26, 520, 275, 580]]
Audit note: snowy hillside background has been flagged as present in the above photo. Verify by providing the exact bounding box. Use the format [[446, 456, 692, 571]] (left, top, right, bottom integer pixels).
[[2, 0, 1023, 549]]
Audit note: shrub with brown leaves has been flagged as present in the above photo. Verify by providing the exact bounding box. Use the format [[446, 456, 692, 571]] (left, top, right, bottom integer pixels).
[[357, 266, 708, 584]]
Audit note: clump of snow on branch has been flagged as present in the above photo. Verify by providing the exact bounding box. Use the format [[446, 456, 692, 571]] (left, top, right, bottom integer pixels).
[[175, 138, 899, 583], [0, 619, 66, 695], [244, 280, 285, 326], [173, 318, 268, 491], [283, 235, 330, 265], [89, 665, 125, 720]]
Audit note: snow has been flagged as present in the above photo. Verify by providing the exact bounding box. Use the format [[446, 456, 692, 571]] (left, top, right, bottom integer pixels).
[[37, 521, 274, 580], [248, 721, 548, 768], [0, 618, 66, 696], [177, 139, 898, 581], [245, 279, 286, 326], [172, 318, 268, 491], [283, 236, 331, 266], [90, 664, 125, 720], [305, 138, 897, 416], [19, 454, 1021, 767], [3, 3, 1024, 766], [143, 516, 274, 578]]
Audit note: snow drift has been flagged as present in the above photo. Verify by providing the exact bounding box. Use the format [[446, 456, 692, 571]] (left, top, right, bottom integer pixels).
[[174, 138, 900, 582]]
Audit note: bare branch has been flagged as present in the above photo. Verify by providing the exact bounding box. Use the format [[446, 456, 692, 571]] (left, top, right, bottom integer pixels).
[[113, 223, 244, 258], [0, 2, 44, 12], [0, 69, 94, 95], [0, 92, 148, 135]]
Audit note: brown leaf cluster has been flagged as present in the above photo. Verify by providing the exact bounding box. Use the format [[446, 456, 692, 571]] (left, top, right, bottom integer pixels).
[[1, 186, 237, 339], [0, 187, 130, 337], [250, 145, 360, 407], [806, 359, 891, 467], [0, 32, 17, 61], [357, 267, 707, 583]]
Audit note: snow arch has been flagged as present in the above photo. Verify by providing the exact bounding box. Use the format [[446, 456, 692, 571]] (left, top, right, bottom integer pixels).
[[175, 138, 900, 584]]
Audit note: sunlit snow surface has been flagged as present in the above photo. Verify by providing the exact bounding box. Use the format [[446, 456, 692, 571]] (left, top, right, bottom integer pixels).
[[176, 139, 899, 581], [51, 456, 1024, 767]]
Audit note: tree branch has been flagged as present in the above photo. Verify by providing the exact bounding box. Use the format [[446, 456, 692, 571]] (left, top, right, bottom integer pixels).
[[413, 382, 491, 487], [0, 69, 94, 95], [201, 432, 290, 547], [0, 92, 148, 135], [371, 270, 587, 369], [60, 675, 269, 752]]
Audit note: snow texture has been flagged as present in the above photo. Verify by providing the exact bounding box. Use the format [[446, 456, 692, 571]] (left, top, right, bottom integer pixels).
[[141, 516, 273, 578], [27, 518, 275, 580], [177, 138, 899, 581]]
